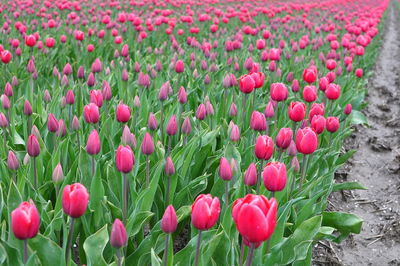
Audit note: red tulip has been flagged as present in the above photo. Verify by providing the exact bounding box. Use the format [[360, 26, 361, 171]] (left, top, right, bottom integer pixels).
[[325, 83, 341, 100], [250, 111, 266, 131], [161, 205, 178, 233], [270, 83, 288, 102], [326, 59, 336, 70], [115, 145, 134, 173], [303, 67, 317, 83], [276, 128, 293, 149], [11, 200, 40, 240], [239, 74, 255, 94], [25, 35, 36, 47], [311, 115, 325, 134], [288, 102, 306, 122], [90, 90, 103, 107], [309, 103, 325, 121], [191, 194, 220, 230], [326, 117, 340, 133], [296, 127, 318, 154], [116, 104, 131, 123], [1, 50, 12, 64], [83, 103, 99, 124], [250, 72, 265, 88], [62, 183, 89, 218], [110, 219, 127, 248], [232, 194, 277, 246], [263, 162, 287, 192], [244, 163, 257, 186], [175, 60, 184, 73], [255, 135, 274, 160], [344, 104, 352, 115], [86, 130, 100, 155], [355, 68, 363, 78], [303, 85, 317, 102]]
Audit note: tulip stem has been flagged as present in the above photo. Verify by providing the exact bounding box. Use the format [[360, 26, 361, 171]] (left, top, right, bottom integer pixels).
[[245, 243, 255, 266], [225, 181, 229, 207], [123, 173, 127, 224], [146, 155, 150, 187], [239, 239, 245, 266], [160, 102, 164, 143], [76, 130, 81, 148], [23, 239, 28, 264], [69, 105, 72, 130], [91, 156, 95, 176], [194, 231, 202, 266], [33, 157, 37, 189], [256, 159, 263, 194], [166, 174, 171, 207], [65, 218, 75, 265], [116, 248, 122, 266], [54, 133, 57, 152], [163, 234, 170, 266], [300, 155, 308, 189], [3, 130, 6, 155], [167, 136, 172, 156], [177, 104, 183, 142], [242, 94, 248, 131]]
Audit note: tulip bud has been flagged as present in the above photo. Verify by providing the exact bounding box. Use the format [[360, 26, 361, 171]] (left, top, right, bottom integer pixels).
[[262, 162, 287, 192], [166, 115, 177, 136], [239, 74, 255, 94], [7, 151, 19, 170], [270, 83, 288, 102], [230, 124, 240, 142], [161, 205, 178, 233], [27, 134, 40, 157], [62, 183, 89, 218], [31, 125, 41, 139], [141, 132, 154, 155], [244, 163, 257, 186], [229, 103, 237, 117], [344, 104, 352, 115], [178, 86, 187, 104], [325, 83, 341, 100], [0, 112, 8, 128], [115, 145, 135, 173], [303, 67, 317, 83], [191, 194, 220, 230], [292, 79, 300, 92], [77, 66, 85, 79], [134, 96, 141, 108], [4, 83, 13, 97], [116, 104, 131, 123], [196, 104, 206, 121], [24, 100, 33, 116], [87, 72, 96, 87], [276, 128, 293, 149], [11, 200, 40, 240], [86, 130, 100, 155], [47, 113, 59, 133], [182, 117, 192, 134], [287, 140, 297, 156], [219, 157, 233, 181], [296, 127, 318, 154], [52, 163, 64, 183], [175, 60, 184, 73], [44, 90, 51, 103], [57, 119, 66, 137], [1, 94, 10, 109], [303, 85, 317, 102], [164, 157, 175, 176], [255, 135, 274, 160], [110, 219, 127, 248], [250, 111, 267, 131], [72, 116, 80, 130], [158, 82, 169, 101], [66, 90, 75, 105], [264, 101, 275, 118], [291, 156, 300, 172], [309, 103, 325, 121]]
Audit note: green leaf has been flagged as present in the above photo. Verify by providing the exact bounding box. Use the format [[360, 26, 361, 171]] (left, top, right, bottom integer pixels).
[[332, 182, 367, 192], [28, 234, 64, 266], [150, 248, 162, 266], [83, 225, 109, 266], [335, 150, 356, 166], [126, 211, 154, 237], [350, 110, 368, 125], [322, 212, 363, 235]]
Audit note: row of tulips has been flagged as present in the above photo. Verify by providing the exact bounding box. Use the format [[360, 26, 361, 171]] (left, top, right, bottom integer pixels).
[[0, 0, 387, 265]]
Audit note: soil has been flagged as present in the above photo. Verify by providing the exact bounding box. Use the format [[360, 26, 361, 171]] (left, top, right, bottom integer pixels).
[[313, 4, 400, 266]]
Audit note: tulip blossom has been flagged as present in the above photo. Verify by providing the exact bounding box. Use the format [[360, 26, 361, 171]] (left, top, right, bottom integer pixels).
[[262, 162, 287, 192]]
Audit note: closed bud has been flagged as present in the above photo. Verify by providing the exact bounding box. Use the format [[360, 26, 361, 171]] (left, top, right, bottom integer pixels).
[[47, 113, 59, 133], [219, 157, 233, 181], [72, 116, 80, 130], [52, 163, 64, 183], [62, 183, 89, 218], [250, 111, 267, 131], [164, 157, 175, 176], [44, 90, 51, 103], [27, 134, 40, 157], [161, 205, 178, 233], [86, 130, 100, 155], [291, 156, 300, 172], [110, 219, 127, 248], [244, 163, 257, 186], [115, 145, 134, 173], [11, 200, 40, 240], [311, 115, 325, 134], [178, 86, 187, 104], [264, 101, 275, 118], [276, 128, 293, 149], [196, 104, 206, 121], [287, 140, 297, 156], [134, 96, 141, 108], [148, 112, 158, 131], [182, 117, 192, 134], [255, 135, 274, 160], [116, 104, 131, 123], [83, 103, 99, 124], [166, 115, 177, 136], [262, 162, 287, 192], [24, 100, 33, 116], [230, 124, 240, 142], [141, 132, 154, 155], [66, 90, 75, 105], [344, 104, 352, 115], [326, 117, 340, 133], [229, 103, 237, 117], [0, 112, 8, 128], [7, 151, 19, 170]]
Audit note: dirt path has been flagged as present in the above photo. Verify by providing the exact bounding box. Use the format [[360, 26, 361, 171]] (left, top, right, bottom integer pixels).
[[314, 4, 400, 266]]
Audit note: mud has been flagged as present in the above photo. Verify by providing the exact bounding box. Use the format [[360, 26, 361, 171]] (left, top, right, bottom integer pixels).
[[314, 4, 400, 266]]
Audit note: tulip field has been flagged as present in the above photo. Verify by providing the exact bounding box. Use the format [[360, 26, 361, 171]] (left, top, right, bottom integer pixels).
[[1, 0, 399, 265]]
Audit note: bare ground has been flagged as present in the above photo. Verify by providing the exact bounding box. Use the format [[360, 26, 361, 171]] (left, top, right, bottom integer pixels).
[[314, 4, 400, 266]]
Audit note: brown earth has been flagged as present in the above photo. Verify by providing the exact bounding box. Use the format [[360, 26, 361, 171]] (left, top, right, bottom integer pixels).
[[313, 4, 400, 266]]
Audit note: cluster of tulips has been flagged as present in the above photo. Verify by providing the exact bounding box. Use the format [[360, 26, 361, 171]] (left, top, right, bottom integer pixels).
[[0, 0, 388, 265]]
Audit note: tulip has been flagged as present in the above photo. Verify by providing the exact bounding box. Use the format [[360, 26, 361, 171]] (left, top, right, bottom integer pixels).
[[309, 103, 325, 121], [232, 194, 277, 265], [250, 111, 267, 132], [116, 145, 134, 223], [8, 150, 19, 173], [264, 101, 274, 118], [11, 200, 40, 263], [255, 135, 274, 161], [229, 103, 238, 117], [311, 115, 325, 134], [47, 113, 59, 133], [344, 104, 352, 115], [303, 67, 317, 83], [141, 132, 154, 187], [83, 103, 99, 124], [182, 116, 192, 144], [219, 157, 233, 205], [52, 163, 64, 184], [192, 194, 221, 266], [62, 183, 89, 264], [175, 60, 184, 73], [326, 117, 340, 145], [230, 124, 240, 142], [161, 205, 178, 266], [27, 134, 40, 188], [276, 128, 293, 151], [325, 83, 341, 100], [263, 162, 287, 192], [270, 83, 288, 102], [110, 218, 128, 265], [90, 90, 103, 107], [196, 104, 206, 121], [244, 163, 257, 186], [296, 127, 318, 187], [288, 102, 306, 123], [116, 104, 131, 123], [303, 85, 317, 102]]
